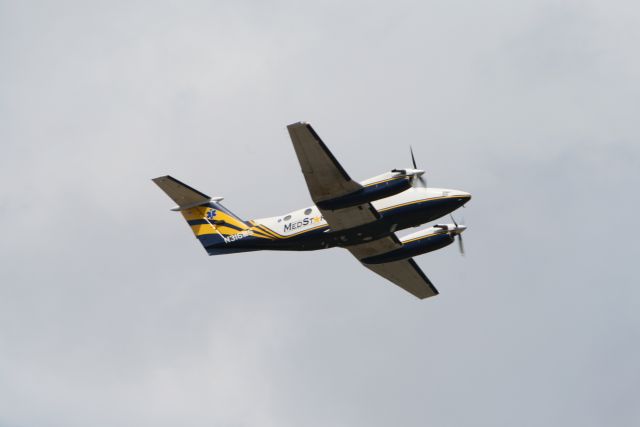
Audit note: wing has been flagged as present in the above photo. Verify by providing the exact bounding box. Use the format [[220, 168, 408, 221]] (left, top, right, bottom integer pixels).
[[287, 122, 361, 202], [287, 122, 378, 231], [287, 123, 436, 299], [348, 236, 439, 299], [363, 259, 439, 299]]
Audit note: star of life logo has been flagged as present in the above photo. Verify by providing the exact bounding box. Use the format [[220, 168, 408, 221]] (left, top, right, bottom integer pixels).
[[206, 209, 217, 220]]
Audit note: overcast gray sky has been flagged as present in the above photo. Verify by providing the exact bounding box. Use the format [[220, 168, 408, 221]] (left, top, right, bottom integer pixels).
[[1, 1, 639, 426]]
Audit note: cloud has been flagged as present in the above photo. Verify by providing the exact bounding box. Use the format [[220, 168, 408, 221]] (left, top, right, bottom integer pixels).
[[1, 1, 639, 426]]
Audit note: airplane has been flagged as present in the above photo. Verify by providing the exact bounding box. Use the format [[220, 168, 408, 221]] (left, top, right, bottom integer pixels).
[[153, 122, 471, 299]]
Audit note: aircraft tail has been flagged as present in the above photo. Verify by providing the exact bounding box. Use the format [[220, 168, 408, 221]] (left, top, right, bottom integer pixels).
[[152, 175, 252, 253]]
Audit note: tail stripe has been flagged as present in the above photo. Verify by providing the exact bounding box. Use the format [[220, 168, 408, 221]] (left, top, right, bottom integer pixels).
[[250, 228, 276, 239], [256, 225, 281, 239], [154, 175, 278, 253]]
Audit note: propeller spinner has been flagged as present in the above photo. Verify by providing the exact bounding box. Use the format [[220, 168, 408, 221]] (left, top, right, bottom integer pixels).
[[433, 215, 467, 255], [450, 214, 466, 255], [410, 146, 427, 188], [391, 147, 427, 187]]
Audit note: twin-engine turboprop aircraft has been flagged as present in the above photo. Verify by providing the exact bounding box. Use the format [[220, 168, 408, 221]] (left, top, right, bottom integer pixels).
[[153, 122, 471, 299]]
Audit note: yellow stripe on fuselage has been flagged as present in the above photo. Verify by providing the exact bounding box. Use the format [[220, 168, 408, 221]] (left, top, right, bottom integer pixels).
[[250, 227, 276, 240], [255, 225, 279, 239], [401, 232, 440, 244], [254, 223, 328, 239], [363, 176, 405, 187]]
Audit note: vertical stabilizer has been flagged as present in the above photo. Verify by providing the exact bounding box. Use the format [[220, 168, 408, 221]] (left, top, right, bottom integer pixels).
[[152, 175, 251, 253]]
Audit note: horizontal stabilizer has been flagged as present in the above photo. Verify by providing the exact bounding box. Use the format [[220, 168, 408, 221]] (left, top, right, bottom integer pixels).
[[152, 175, 212, 209]]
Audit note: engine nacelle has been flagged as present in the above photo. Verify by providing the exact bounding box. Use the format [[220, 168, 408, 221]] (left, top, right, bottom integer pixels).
[[361, 226, 454, 264], [316, 172, 412, 210]]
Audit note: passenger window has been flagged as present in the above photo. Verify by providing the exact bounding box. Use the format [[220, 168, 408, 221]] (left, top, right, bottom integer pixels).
[[304, 208, 312, 215], [284, 215, 291, 221]]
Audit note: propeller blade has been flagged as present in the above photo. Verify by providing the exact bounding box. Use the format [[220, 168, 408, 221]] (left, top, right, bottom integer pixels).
[[449, 214, 458, 227], [412, 175, 426, 188], [458, 235, 465, 256], [408, 146, 427, 187], [410, 146, 417, 169]]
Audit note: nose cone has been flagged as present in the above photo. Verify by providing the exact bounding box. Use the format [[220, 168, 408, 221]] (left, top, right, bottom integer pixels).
[[417, 188, 472, 223], [452, 190, 471, 209], [456, 224, 467, 234], [449, 189, 471, 201], [442, 189, 471, 210]]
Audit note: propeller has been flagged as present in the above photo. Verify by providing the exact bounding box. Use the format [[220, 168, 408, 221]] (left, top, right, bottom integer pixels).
[[449, 214, 466, 256], [409, 146, 427, 188]]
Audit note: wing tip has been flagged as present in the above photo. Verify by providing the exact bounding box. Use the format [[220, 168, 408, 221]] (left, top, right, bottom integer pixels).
[[151, 175, 171, 183], [415, 288, 439, 299], [287, 121, 308, 132]]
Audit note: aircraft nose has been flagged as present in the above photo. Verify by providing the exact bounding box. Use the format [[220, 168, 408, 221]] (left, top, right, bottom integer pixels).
[[453, 190, 471, 200], [444, 190, 471, 213], [445, 189, 471, 204]]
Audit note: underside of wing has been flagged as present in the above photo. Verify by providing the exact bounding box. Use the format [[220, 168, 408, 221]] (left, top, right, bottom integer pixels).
[[287, 122, 361, 203], [347, 234, 402, 259], [287, 122, 379, 231], [347, 236, 439, 299], [321, 204, 379, 231], [363, 258, 439, 299]]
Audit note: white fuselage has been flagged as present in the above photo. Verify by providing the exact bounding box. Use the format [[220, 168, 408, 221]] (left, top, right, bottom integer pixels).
[[253, 174, 470, 239]]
